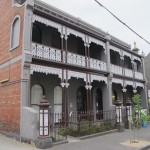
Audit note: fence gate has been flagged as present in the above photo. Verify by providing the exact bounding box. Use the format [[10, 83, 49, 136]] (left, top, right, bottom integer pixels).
[[49, 113, 67, 143]]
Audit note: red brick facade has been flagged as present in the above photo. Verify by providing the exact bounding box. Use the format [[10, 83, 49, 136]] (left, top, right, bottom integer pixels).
[[0, 1, 25, 134]]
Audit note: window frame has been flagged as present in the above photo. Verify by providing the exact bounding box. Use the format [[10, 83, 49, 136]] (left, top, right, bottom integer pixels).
[[10, 15, 21, 51]]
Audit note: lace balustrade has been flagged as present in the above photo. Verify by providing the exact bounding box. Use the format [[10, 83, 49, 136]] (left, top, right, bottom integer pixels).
[[124, 68, 133, 78], [31, 42, 61, 62], [67, 52, 86, 67], [90, 58, 107, 71], [110, 64, 122, 75], [135, 71, 144, 80]]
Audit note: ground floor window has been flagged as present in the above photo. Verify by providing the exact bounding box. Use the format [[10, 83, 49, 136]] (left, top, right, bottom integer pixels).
[[31, 84, 44, 111]]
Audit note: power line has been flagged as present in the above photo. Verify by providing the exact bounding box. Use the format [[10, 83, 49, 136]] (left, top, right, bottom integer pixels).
[[94, 0, 150, 46]]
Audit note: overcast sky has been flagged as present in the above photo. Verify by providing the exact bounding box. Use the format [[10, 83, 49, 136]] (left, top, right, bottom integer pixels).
[[41, 0, 150, 56]]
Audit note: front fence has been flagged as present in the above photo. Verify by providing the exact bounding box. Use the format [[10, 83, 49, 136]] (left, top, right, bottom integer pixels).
[[49, 110, 117, 142]]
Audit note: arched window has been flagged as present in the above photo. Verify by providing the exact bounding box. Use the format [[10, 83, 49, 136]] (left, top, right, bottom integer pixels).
[[113, 90, 118, 101], [76, 86, 86, 112], [32, 24, 42, 43], [10, 16, 20, 50], [31, 84, 44, 111]]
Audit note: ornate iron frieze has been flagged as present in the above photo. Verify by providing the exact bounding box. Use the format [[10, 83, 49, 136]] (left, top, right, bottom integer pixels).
[[32, 15, 61, 33], [68, 70, 86, 82], [91, 74, 107, 84], [30, 64, 62, 79], [112, 78, 123, 86]]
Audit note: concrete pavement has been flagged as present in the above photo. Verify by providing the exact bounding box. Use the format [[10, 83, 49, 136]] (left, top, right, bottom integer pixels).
[[1, 128, 150, 150]]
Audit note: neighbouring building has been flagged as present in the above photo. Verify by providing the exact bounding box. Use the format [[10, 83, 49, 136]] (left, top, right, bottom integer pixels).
[[144, 52, 150, 98], [0, 0, 148, 141]]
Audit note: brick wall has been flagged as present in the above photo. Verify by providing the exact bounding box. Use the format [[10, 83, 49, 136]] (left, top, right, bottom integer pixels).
[[0, 0, 25, 134]]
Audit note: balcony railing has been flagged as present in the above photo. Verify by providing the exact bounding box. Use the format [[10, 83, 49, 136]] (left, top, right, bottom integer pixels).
[[124, 68, 133, 78], [31, 43, 144, 80], [67, 52, 86, 67], [110, 64, 122, 75], [31, 42, 107, 72], [31, 42, 61, 62], [135, 71, 144, 80], [90, 58, 107, 71]]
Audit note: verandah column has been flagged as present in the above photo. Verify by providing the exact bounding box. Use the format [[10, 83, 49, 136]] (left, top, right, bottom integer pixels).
[[61, 70, 69, 125], [60, 26, 64, 63], [61, 69, 65, 115], [84, 35, 89, 67], [105, 34, 113, 109], [120, 52, 124, 76], [85, 74, 92, 113]]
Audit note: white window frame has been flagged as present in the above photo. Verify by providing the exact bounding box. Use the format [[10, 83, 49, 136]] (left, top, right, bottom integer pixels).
[[10, 15, 21, 51]]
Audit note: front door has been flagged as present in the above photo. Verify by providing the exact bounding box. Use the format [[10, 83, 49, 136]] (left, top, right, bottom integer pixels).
[[76, 86, 87, 112], [95, 88, 103, 120]]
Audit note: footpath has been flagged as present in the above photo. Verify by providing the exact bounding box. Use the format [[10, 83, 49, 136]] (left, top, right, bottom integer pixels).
[[1, 128, 150, 150]]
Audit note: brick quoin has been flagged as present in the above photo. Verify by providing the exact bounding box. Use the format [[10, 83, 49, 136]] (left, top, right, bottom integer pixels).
[[0, 0, 25, 135]]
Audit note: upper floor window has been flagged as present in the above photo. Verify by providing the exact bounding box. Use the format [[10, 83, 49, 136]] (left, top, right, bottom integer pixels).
[[32, 24, 42, 43], [124, 56, 132, 69], [110, 51, 117, 65], [10, 16, 20, 50]]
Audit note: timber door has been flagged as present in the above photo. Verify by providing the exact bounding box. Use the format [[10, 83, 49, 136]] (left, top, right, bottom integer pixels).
[[76, 86, 87, 112], [95, 88, 103, 120]]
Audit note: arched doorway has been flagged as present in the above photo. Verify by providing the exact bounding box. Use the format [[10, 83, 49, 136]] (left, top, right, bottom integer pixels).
[[31, 84, 44, 111], [54, 86, 62, 122], [95, 88, 103, 120], [76, 86, 87, 112]]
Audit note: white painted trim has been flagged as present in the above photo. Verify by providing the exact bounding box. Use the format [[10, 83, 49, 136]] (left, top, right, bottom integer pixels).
[[91, 74, 107, 84], [10, 15, 21, 51], [112, 78, 123, 86], [0, 55, 22, 69], [32, 14, 61, 33], [109, 45, 121, 55]]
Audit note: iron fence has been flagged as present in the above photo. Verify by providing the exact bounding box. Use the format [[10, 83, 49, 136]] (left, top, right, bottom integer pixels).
[[49, 110, 117, 141]]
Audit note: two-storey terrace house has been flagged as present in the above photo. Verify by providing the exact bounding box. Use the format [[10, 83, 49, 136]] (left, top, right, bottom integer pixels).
[[0, 0, 148, 140]]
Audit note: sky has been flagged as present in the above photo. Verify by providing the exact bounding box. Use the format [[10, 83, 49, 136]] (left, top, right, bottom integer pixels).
[[41, 0, 150, 56]]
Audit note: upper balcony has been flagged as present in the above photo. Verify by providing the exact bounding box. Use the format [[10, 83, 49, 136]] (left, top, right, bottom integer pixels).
[[109, 48, 144, 80], [31, 42, 107, 72], [31, 14, 144, 80]]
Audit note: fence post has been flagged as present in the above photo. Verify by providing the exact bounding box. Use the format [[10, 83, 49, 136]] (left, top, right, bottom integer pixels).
[[114, 99, 125, 132], [125, 99, 133, 129], [35, 97, 52, 149]]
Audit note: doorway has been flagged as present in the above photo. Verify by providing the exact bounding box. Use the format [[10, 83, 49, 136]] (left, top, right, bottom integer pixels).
[[95, 88, 103, 120], [76, 86, 87, 112]]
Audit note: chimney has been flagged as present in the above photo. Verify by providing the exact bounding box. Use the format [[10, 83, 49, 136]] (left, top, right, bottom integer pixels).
[[132, 42, 139, 54]]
